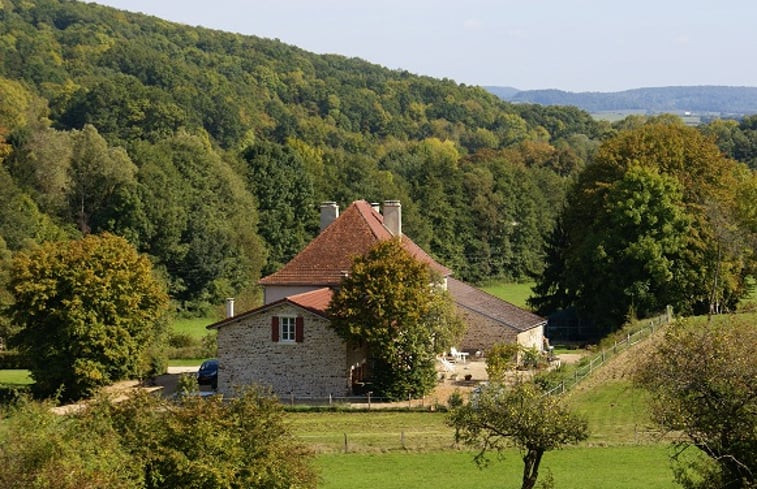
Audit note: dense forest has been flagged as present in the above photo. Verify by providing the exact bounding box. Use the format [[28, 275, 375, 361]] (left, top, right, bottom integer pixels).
[[0, 0, 754, 322], [488, 85, 757, 115]]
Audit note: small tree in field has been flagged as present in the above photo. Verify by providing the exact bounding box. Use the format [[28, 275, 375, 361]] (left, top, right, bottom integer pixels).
[[448, 381, 588, 489], [8, 233, 168, 400], [328, 239, 465, 400], [636, 317, 756, 489]]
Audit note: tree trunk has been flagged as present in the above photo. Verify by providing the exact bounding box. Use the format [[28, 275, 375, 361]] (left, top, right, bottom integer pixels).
[[521, 449, 544, 489]]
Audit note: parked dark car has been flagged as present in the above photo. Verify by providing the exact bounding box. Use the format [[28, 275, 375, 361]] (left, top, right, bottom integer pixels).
[[197, 359, 218, 390]]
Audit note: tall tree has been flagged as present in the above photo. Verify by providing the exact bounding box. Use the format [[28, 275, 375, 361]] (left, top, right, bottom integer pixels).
[[242, 140, 317, 275], [328, 239, 464, 400], [8, 233, 168, 400], [532, 122, 754, 331], [68, 124, 137, 234], [130, 131, 266, 310]]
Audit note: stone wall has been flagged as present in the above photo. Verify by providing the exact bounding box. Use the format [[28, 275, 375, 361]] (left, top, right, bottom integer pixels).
[[516, 324, 544, 351], [216, 303, 351, 398]]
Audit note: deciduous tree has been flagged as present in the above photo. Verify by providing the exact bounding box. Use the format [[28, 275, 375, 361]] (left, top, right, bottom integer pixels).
[[448, 381, 589, 489], [328, 239, 465, 400], [8, 233, 168, 400], [532, 122, 754, 331], [636, 317, 756, 489]]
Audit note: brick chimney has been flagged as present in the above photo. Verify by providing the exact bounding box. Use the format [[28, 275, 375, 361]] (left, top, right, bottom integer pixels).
[[383, 200, 401, 236], [319, 201, 339, 232]]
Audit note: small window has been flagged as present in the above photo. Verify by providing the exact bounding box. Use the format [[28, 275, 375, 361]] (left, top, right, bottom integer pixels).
[[280, 316, 296, 342]]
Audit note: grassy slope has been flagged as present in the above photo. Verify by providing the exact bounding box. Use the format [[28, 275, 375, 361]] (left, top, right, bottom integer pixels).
[[480, 281, 535, 309]]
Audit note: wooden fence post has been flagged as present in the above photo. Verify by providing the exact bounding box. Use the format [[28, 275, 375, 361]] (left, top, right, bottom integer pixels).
[[344, 433, 348, 453]]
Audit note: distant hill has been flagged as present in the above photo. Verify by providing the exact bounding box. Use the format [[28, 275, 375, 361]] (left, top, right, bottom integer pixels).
[[481, 86, 520, 100], [485, 86, 757, 115]]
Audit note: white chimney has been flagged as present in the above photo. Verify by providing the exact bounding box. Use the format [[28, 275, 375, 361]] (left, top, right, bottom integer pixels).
[[371, 202, 381, 213], [225, 298, 235, 318], [320, 201, 339, 232], [383, 200, 401, 236]]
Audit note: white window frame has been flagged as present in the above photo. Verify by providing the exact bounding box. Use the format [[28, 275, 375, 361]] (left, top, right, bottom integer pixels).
[[279, 316, 296, 343]]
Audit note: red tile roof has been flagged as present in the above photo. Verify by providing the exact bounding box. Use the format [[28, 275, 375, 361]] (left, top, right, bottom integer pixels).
[[207, 287, 333, 330], [287, 287, 333, 316], [259, 200, 450, 286], [447, 278, 545, 332]]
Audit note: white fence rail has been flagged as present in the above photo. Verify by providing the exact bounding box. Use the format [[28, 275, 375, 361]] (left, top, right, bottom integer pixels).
[[544, 311, 672, 397]]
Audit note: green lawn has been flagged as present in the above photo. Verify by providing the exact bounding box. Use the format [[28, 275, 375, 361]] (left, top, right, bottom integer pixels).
[[480, 281, 535, 309], [567, 380, 657, 445], [171, 315, 219, 340], [317, 446, 678, 489], [290, 411, 451, 453], [0, 369, 32, 385]]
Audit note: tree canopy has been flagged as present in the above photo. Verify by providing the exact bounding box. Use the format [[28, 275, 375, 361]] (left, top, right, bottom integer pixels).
[[0, 0, 614, 313], [8, 233, 168, 400], [531, 122, 755, 331], [328, 239, 465, 400]]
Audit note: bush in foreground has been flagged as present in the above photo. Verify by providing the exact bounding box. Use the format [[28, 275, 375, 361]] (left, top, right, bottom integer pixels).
[[0, 387, 317, 489]]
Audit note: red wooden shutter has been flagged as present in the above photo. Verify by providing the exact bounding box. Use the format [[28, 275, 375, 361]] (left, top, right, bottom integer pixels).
[[295, 316, 304, 343], [271, 316, 279, 342]]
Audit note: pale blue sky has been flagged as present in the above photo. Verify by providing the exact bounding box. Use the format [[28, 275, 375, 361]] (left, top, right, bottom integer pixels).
[[93, 0, 757, 92]]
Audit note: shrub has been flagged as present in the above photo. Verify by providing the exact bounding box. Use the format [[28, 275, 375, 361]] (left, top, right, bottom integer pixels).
[[0, 388, 318, 489]]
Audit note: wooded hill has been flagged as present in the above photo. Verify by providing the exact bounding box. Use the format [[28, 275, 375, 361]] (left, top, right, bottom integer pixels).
[[486, 85, 757, 115], [0, 0, 754, 316]]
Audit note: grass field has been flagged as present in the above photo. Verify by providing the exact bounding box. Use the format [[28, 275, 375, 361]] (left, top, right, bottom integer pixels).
[[171, 315, 219, 340], [567, 380, 656, 445], [317, 446, 678, 489], [480, 281, 535, 309], [290, 411, 451, 453], [0, 369, 32, 385]]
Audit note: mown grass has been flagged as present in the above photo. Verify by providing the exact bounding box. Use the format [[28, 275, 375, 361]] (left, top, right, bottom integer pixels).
[[480, 281, 535, 309], [567, 380, 656, 445], [290, 411, 452, 453], [317, 446, 678, 489], [0, 369, 32, 385], [171, 315, 219, 340]]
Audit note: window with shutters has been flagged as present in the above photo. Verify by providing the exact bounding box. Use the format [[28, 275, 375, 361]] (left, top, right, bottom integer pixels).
[[272, 315, 304, 343], [280, 316, 296, 342]]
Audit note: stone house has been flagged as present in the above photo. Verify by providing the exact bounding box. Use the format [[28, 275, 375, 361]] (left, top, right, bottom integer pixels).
[[208, 200, 545, 398]]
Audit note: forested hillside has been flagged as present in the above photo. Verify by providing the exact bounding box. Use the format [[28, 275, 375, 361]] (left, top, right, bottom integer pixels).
[[3, 0, 753, 322], [0, 0, 612, 313]]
